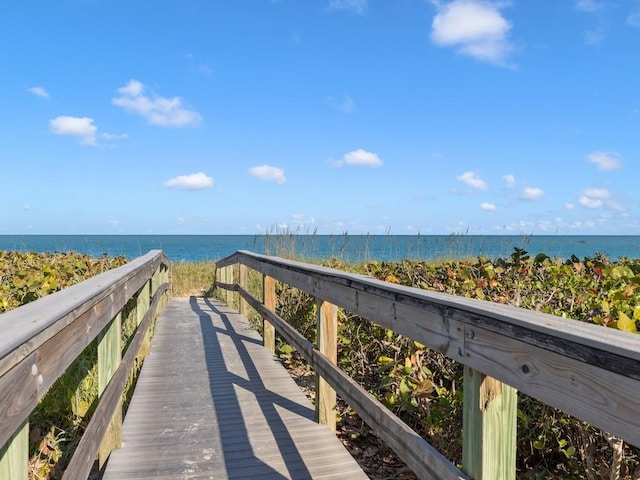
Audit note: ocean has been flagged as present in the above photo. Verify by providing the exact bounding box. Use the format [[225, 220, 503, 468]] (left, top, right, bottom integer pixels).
[[1, 234, 640, 263]]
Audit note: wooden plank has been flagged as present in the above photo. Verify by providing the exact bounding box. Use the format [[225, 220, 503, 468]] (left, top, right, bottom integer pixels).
[[315, 299, 337, 432], [462, 324, 640, 448], [263, 275, 276, 353], [239, 263, 249, 317], [0, 420, 28, 480], [462, 366, 517, 479], [102, 297, 368, 480], [237, 286, 466, 479], [0, 250, 166, 377], [63, 284, 168, 480], [98, 312, 123, 468], [223, 251, 640, 447]]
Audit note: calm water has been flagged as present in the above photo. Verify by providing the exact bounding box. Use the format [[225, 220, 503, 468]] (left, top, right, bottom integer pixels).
[[1, 235, 640, 263]]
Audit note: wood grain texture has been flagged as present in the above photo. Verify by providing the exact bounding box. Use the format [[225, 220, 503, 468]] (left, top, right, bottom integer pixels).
[[217, 251, 640, 449], [63, 284, 169, 480], [102, 297, 368, 480], [315, 300, 337, 432], [263, 275, 276, 353], [0, 420, 28, 480], [462, 367, 517, 480], [0, 251, 166, 378]]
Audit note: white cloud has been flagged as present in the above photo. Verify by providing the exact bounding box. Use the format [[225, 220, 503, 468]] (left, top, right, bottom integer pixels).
[[480, 202, 496, 211], [249, 165, 286, 184], [345, 149, 383, 167], [586, 151, 622, 170], [457, 171, 488, 190], [521, 186, 544, 200], [430, 0, 513, 66], [328, 0, 366, 14], [28, 86, 50, 98], [502, 174, 516, 187], [579, 196, 603, 208], [579, 187, 610, 208], [628, 10, 640, 26], [49, 116, 98, 146], [575, 0, 605, 12], [112, 79, 202, 127], [327, 95, 355, 113], [333, 149, 383, 168], [101, 133, 129, 140], [565, 202, 575, 210], [164, 172, 214, 190]]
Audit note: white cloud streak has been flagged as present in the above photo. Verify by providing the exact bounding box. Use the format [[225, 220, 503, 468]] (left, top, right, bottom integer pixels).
[[430, 0, 513, 66], [164, 172, 214, 190], [579, 187, 610, 208], [342, 149, 383, 167], [112, 79, 202, 127], [575, 0, 605, 12], [49, 116, 98, 145], [521, 186, 544, 200], [480, 202, 496, 211], [502, 174, 516, 187], [28, 86, 50, 98], [457, 171, 488, 190], [586, 151, 622, 170], [249, 165, 286, 184]]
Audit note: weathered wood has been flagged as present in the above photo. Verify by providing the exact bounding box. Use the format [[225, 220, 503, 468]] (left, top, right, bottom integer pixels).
[[315, 300, 337, 432], [98, 313, 123, 468], [263, 275, 276, 353], [239, 263, 249, 317], [462, 366, 517, 479], [0, 250, 169, 454], [220, 250, 640, 448], [63, 284, 168, 480], [102, 297, 368, 480], [0, 251, 166, 379], [237, 285, 466, 479], [0, 421, 28, 480]]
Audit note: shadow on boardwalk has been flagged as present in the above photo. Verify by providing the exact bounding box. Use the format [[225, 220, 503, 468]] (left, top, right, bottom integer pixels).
[[102, 297, 366, 479]]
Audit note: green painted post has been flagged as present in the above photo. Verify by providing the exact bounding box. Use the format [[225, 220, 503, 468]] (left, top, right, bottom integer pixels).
[[462, 366, 517, 479], [0, 421, 28, 480], [97, 313, 123, 467]]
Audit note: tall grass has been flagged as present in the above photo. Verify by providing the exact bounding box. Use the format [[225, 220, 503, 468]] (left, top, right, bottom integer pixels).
[[170, 261, 216, 297]]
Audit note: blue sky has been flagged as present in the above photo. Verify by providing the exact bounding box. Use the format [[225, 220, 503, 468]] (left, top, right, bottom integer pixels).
[[2, 0, 639, 235]]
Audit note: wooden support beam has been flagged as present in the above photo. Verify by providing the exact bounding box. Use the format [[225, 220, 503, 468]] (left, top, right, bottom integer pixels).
[[462, 366, 517, 480], [97, 313, 123, 468], [0, 421, 28, 480], [315, 299, 337, 432], [263, 274, 276, 353], [239, 264, 249, 317]]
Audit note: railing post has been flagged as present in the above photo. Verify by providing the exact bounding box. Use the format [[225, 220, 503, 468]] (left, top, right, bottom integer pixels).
[[263, 274, 276, 353], [239, 263, 249, 317], [224, 266, 233, 306], [462, 366, 517, 479], [315, 299, 337, 432], [136, 280, 151, 356], [0, 421, 28, 480], [97, 312, 123, 467]]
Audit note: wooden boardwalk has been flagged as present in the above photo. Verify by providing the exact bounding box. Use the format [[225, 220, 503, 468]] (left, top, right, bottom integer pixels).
[[102, 297, 368, 480]]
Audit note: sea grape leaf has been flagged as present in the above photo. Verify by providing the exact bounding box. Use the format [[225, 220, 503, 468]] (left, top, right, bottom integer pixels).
[[617, 312, 637, 333]]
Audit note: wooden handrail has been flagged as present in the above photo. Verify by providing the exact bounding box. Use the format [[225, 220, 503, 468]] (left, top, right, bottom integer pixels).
[[0, 250, 171, 480], [215, 250, 640, 480]]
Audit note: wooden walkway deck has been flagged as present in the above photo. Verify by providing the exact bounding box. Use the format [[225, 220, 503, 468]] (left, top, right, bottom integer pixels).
[[102, 297, 368, 480]]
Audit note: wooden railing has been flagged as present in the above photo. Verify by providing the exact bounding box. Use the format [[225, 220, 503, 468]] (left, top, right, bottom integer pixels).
[[0, 250, 170, 480], [215, 250, 640, 480]]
